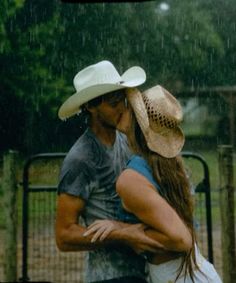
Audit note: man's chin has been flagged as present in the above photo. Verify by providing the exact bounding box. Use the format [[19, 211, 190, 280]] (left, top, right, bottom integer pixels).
[[102, 122, 116, 131]]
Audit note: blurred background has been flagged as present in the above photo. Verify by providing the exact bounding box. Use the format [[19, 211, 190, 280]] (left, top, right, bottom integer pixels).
[[0, 0, 235, 282], [1, 0, 236, 153]]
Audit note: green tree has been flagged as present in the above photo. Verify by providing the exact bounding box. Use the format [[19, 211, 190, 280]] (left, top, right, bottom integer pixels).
[[0, 0, 24, 53], [126, 1, 224, 89], [0, 0, 65, 153], [1, 1, 233, 153], [200, 0, 236, 85]]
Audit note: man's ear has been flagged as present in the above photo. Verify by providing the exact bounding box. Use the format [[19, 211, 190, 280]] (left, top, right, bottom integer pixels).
[[85, 103, 97, 113]]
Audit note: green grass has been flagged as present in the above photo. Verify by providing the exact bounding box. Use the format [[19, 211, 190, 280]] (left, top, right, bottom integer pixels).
[[183, 149, 236, 224], [0, 158, 63, 229]]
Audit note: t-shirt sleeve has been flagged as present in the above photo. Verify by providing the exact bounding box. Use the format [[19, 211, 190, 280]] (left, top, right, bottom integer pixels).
[[126, 155, 160, 191], [58, 159, 96, 200]]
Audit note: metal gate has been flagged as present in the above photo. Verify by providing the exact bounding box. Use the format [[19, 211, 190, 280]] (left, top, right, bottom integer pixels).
[[19, 151, 213, 282]]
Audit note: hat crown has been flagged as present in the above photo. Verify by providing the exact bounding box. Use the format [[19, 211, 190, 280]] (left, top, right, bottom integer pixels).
[[73, 60, 122, 93], [58, 60, 146, 120], [127, 85, 185, 158], [142, 86, 183, 133]]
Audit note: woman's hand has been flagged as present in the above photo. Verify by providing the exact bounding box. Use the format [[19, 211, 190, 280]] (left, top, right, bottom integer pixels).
[[83, 220, 123, 242], [125, 87, 141, 96], [117, 87, 141, 134], [119, 223, 165, 254], [116, 105, 132, 134]]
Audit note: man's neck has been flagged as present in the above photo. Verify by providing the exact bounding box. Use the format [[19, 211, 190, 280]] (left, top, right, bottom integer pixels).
[[90, 124, 116, 147]]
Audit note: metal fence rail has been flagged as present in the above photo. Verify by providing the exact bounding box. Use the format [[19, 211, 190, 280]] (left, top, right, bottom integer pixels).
[[181, 151, 213, 263], [19, 151, 214, 282], [19, 153, 85, 283]]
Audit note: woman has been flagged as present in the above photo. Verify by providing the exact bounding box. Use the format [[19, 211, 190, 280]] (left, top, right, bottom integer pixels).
[[84, 86, 222, 283]]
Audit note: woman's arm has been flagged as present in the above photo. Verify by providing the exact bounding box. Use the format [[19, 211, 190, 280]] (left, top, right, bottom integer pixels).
[[116, 169, 192, 252], [55, 193, 165, 253]]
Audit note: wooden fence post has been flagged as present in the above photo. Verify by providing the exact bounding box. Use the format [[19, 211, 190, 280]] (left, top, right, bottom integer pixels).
[[218, 145, 236, 283], [3, 150, 18, 282]]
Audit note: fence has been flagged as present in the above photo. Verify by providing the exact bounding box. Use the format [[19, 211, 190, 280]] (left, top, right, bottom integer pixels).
[[20, 153, 85, 283], [0, 150, 229, 282]]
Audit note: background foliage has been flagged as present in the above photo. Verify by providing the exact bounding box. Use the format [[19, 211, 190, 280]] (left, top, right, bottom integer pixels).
[[0, 0, 235, 154]]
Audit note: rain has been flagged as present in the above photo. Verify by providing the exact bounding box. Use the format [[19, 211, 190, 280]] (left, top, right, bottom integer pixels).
[[0, 0, 235, 282]]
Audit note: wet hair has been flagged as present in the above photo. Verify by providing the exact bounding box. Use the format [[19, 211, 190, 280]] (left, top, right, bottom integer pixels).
[[130, 115, 199, 282], [79, 96, 103, 127]]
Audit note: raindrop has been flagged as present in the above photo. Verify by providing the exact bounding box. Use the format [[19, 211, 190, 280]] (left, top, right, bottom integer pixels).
[[143, 42, 146, 52], [161, 36, 164, 48]]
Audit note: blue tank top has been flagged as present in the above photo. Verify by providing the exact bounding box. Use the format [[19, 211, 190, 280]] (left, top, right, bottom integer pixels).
[[118, 155, 161, 223]]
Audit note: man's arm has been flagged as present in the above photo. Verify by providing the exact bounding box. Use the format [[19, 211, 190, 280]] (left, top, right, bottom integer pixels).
[[55, 193, 96, 251], [55, 193, 163, 253]]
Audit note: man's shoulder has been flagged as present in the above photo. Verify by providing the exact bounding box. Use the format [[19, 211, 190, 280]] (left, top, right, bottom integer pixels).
[[63, 129, 128, 166], [64, 129, 100, 165]]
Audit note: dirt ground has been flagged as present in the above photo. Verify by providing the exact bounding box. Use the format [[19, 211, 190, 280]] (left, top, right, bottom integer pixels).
[[0, 227, 85, 283]]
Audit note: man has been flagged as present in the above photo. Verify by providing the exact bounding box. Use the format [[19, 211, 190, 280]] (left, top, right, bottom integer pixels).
[[55, 60, 158, 283]]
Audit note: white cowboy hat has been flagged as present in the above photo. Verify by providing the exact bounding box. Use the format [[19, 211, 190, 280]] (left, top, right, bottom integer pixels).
[[58, 60, 146, 120], [127, 85, 185, 158]]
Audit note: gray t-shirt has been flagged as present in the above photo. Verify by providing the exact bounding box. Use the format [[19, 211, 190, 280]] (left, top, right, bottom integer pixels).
[[58, 128, 146, 282]]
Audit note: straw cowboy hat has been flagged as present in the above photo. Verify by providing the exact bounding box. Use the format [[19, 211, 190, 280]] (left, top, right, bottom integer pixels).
[[58, 60, 146, 120], [127, 85, 185, 158]]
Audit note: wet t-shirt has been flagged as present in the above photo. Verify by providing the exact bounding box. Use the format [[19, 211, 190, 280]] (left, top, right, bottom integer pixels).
[[58, 128, 146, 282]]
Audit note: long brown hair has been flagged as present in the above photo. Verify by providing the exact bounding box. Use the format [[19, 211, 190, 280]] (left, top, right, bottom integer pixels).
[[129, 116, 199, 282]]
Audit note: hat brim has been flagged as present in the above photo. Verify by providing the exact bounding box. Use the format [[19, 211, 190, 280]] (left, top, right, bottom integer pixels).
[[146, 126, 185, 158], [58, 66, 146, 120], [127, 88, 185, 158]]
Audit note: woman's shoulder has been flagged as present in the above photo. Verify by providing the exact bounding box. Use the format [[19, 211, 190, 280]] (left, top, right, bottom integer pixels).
[[125, 154, 160, 191], [127, 155, 149, 170]]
